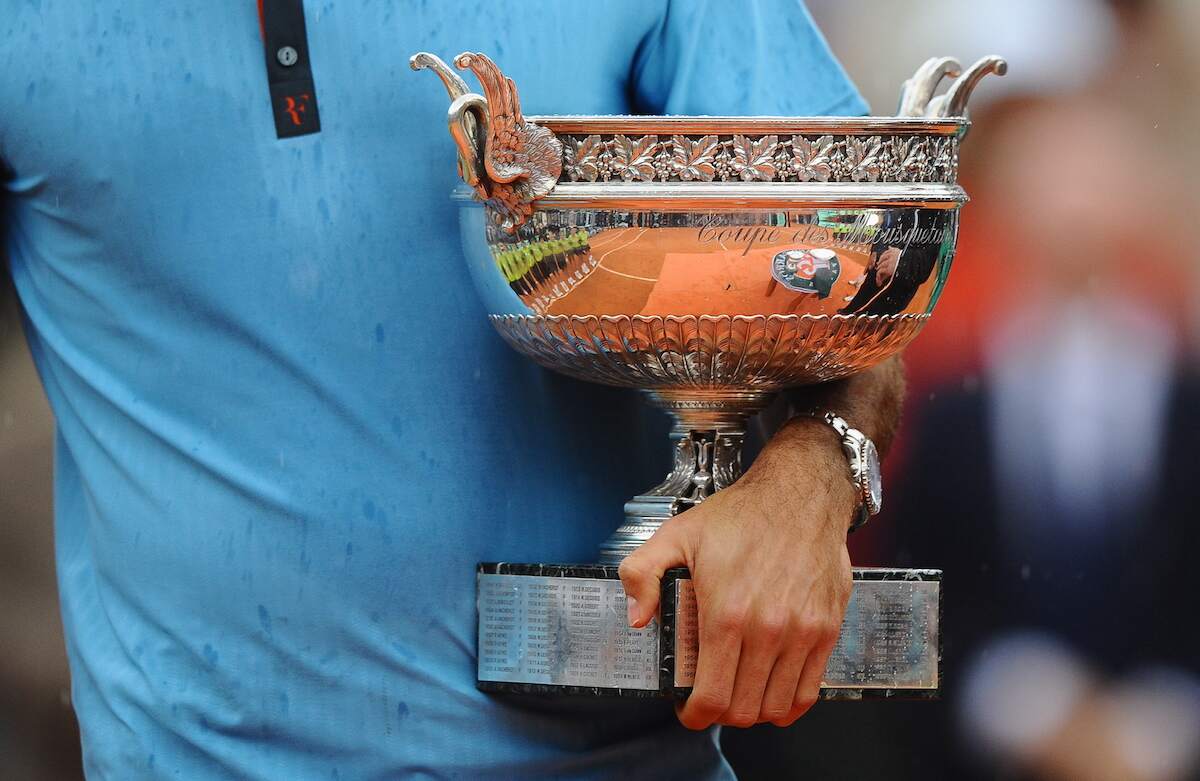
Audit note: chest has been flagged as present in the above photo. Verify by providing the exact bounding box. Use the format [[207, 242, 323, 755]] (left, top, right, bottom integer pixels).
[[0, 2, 647, 248]]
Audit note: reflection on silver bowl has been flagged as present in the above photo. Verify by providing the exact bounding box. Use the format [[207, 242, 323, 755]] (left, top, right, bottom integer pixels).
[[414, 51, 1004, 560]]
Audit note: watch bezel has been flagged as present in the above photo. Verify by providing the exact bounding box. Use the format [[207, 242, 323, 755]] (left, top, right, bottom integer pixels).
[[857, 436, 883, 515]]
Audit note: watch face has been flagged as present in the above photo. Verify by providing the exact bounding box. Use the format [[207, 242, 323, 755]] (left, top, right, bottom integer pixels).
[[863, 439, 883, 513]]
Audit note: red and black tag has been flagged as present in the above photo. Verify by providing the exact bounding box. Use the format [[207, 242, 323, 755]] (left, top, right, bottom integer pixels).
[[260, 0, 321, 139]]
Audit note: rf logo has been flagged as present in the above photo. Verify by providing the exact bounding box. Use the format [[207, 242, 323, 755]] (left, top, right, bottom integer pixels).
[[283, 93, 311, 126]]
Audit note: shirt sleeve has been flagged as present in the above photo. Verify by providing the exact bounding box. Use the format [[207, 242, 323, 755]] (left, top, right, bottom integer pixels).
[[630, 0, 868, 117]]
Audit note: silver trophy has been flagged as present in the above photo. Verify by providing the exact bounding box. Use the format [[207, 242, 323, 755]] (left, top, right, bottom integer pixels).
[[413, 52, 1004, 698]]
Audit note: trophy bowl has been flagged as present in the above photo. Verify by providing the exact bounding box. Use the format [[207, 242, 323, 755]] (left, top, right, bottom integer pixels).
[[413, 51, 1004, 699], [415, 51, 1005, 562]]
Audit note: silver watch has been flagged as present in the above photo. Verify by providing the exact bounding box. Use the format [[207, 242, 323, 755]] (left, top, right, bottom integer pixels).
[[814, 412, 883, 531]]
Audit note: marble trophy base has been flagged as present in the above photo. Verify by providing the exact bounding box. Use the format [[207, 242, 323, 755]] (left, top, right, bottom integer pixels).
[[477, 563, 941, 700]]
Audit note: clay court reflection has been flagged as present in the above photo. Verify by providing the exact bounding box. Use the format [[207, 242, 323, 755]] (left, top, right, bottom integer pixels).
[[483, 208, 958, 321]]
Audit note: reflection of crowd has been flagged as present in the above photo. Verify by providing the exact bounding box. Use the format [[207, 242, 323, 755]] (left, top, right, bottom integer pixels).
[[494, 228, 596, 311], [839, 209, 949, 316]]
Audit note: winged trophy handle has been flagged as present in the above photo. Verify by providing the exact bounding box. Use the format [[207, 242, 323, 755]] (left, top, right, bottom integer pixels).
[[411, 51, 562, 233]]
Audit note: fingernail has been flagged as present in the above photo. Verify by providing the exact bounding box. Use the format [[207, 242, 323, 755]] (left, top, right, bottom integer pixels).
[[626, 596, 640, 627]]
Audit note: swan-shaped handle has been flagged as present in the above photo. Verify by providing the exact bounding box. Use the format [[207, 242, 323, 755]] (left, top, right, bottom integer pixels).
[[411, 51, 562, 233], [927, 56, 1008, 118], [897, 57, 963, 117], [897, 55, 1008, 120]]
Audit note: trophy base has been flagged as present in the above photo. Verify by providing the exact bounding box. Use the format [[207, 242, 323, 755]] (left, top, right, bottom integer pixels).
[[477, 563, 941, 699], [599, 388, 773, 564]]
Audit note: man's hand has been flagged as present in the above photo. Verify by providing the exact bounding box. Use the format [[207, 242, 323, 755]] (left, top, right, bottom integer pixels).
[[618, 357, 905, 730], [874, 246, 903, 287], [620, 424, 856, 728]]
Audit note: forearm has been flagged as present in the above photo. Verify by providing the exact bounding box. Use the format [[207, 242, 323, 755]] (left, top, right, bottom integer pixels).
[[733, 356, 905, 533], [621, 359, 906, 729], [781, 355, 906, 456]]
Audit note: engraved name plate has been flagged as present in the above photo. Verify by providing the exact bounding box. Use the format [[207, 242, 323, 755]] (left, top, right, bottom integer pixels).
[[477, 565, 939, 698], [478, 573, 660, 691], [671, 573, 939, 692]]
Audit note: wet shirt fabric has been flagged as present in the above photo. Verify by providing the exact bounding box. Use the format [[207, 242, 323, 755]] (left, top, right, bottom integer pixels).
[[0, 2, 865, 778]]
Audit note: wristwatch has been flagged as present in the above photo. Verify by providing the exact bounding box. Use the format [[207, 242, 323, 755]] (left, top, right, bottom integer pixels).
[[813, 412, 883, 531]]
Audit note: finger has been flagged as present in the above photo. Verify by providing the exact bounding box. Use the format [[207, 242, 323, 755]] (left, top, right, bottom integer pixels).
[[720, 605, 795, 728], [790, 633, 838, 722], [617, 518, 689, 628], [677, 597, 744, 731], [759, 646, 808, 726], [720, 632, 784, 729]]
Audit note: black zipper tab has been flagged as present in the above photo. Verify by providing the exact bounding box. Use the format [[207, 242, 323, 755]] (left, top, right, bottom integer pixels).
[[261, 0, 321, 139]]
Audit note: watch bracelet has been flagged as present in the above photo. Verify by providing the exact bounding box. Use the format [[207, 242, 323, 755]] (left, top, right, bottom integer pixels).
[[806, 409, 873, 533]]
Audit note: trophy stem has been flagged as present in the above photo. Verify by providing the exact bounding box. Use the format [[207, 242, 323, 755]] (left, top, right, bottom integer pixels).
[[597, 389, 774, 564]]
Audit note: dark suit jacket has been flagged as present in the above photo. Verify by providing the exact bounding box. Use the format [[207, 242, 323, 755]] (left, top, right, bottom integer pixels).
[[725, 373, 1200, 780], [883, 373, 1200, 777], [840, 209, 946, 316], [896, 375, 1200, 674]]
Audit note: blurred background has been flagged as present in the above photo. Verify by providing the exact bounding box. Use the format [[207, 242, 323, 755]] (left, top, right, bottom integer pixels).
[[726, 1, 1200, 779], [3, 0, 1199, 778]]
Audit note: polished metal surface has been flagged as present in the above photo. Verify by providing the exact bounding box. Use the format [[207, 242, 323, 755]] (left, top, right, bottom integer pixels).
[[488, 314, 932, 388], [477, 574, 660, 691], [527, 183, 966, 208], [813, 411, 883, 522], [475, 571, 939, 694], [605, 390, 767, 561], [897, 56, 963, 117], [898, 55, 1008, 118], [674, 575, 939, 691], [528, 115, 967, 134], [414, 51, 1002, 563], [926, 56, 1009, 119]]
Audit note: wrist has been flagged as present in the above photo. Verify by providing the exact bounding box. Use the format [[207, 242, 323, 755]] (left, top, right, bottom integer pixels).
[[783, 356, 905, 454], [791, 411, 881, 531], [752, 416, 862, 533]]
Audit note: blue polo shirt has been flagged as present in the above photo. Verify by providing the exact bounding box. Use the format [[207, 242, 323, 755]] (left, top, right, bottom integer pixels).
[[1, 2, 865, 777]]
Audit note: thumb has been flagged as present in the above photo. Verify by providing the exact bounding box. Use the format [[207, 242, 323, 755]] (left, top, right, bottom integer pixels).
[[617, 518, 690, 629]]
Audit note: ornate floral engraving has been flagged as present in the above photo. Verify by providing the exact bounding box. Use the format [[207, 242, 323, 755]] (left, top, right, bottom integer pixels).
[[844, 136, 883, 182], [610, 134, 660, 182], [730, 134, 780, 181], [489, 313, 930, 389], [552, 133, 960, 184], [884, 137, 929, 181], [930, 136, 957, 182], [563, 134, 603, 182], [789, 134, 835, 182], [671, 134, 720, 182]]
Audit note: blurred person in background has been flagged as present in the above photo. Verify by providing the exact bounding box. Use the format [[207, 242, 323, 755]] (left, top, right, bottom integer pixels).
[[725, 1, 1200, 779], [894, 94, 1200, 781], [726, 93, 1200, 781]]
